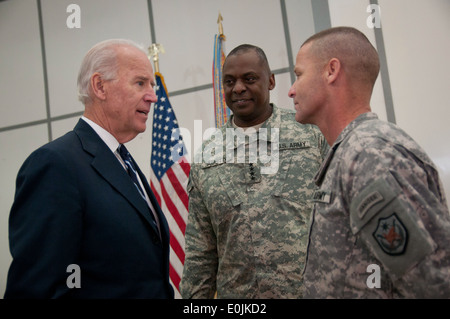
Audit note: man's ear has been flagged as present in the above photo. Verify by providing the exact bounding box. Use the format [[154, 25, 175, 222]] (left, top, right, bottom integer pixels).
[[325, 58, 341, 84], [268, 73, 275, 90], [90, 73, 107, 100]]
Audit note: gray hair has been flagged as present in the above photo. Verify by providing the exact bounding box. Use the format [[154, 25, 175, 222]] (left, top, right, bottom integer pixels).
[[77, 39, 146, 105]]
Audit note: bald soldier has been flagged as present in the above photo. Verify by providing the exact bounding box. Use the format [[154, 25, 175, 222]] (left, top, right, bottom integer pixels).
[[288, 27, 450, 298]]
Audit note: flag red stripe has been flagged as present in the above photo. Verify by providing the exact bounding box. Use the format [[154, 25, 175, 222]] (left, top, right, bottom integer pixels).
[[169, 263, 181, 292], [160, 179, 186, 234], [179, 158, 191, 177], [150, 180, 161, 206], [153, 177, 186, 291], [170, 230, 185, 265], [151, 175, 186, 256], [166, 167, 189, 210]]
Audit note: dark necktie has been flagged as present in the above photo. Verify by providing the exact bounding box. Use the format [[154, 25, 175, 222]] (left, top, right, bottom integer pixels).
[[117, 144, 146, 200], [118, 144, 159, 234]]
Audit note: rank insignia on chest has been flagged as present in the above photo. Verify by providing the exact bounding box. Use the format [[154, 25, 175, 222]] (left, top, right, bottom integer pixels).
[[372, 213, 408, 256], [245, 163, 261, 184]]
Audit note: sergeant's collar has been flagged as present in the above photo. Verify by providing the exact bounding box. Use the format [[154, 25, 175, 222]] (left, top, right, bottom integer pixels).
[[333, 112, 378, 147], [314, 112, 378, 186]]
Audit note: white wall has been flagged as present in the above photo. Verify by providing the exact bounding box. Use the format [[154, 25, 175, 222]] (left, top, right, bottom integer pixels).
[[0, 0, 449, 297], [379, 0, 450, 200]]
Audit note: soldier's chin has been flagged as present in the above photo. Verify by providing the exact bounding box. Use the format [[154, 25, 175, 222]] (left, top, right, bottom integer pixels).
[[295, 110, 315, 125], [295, 111, 307, 124]]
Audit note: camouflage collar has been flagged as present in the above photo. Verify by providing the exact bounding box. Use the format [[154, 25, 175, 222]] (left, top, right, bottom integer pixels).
[[224, 103, 280, 130], [196, 104, 283, 164], [333, 112, 379, 148], [314, 112, 379, 186], [223, 103, 281, 145]]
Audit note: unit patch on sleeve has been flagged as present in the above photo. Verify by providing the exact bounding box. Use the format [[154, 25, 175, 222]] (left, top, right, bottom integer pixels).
[[372, 213, 408, 255], [350, 174, 437, 278]]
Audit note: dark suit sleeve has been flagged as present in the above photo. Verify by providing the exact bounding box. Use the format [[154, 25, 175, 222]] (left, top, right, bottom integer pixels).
[[5, 146, 83, 299]]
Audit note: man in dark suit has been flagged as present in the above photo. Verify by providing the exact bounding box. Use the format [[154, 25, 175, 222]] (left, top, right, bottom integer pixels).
[[4, 39, 174, 298]]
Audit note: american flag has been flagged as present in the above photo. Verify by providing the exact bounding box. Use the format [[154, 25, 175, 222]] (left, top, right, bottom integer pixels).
[[150, 72, 190, 298]]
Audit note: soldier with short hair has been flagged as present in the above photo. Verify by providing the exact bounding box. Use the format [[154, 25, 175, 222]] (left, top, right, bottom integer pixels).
[[289, 26, 450, 298], [180, 44, 327, 298]]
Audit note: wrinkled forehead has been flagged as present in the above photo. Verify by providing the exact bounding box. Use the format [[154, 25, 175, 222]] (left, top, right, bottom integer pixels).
[[116, 45, 153, 76]]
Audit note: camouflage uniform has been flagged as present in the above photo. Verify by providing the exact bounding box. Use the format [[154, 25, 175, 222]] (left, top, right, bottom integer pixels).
[[303, 112, 450, 298], [180, 104, 327, 298]]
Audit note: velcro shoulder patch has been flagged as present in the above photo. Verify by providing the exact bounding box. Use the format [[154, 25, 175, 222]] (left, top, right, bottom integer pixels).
[[350, 174, 436, 279], [350, 175, 401, 234]]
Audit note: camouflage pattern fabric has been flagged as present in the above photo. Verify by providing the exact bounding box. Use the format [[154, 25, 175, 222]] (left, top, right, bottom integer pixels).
[[303, 112, 450, 298], [180, 104, 327, 298]]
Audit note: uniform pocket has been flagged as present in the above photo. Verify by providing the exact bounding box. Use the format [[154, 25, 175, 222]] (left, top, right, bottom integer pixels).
[[273, 147, 319, 206], [196, 163, 244, 226]]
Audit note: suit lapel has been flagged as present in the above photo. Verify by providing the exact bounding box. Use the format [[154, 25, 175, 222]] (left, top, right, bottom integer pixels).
[[134, 157, 171, 245], [73, 120, 160, 237]]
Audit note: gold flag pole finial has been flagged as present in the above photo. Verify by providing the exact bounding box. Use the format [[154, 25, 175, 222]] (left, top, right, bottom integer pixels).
[[217, 12, 226, 40], [148, 43, 165, 74]]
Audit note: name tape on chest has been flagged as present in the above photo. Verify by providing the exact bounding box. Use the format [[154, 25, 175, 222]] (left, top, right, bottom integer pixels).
[[279, 141, 311, 150], [312, 190, 331, 203]]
